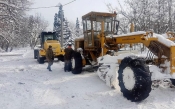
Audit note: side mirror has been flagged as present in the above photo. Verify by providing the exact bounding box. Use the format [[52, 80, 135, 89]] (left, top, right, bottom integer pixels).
[[38, 35, 41, 38]]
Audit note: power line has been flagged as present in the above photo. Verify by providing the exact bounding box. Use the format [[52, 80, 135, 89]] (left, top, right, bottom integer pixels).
[[63, 0, 76, 6], [27, 6, 58, 9], [26, 0, 76, 10]]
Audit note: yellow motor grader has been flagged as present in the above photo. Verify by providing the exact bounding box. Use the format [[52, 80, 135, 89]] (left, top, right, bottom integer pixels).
[[34, 32, 64, 63], [73, 11, 175, 102]]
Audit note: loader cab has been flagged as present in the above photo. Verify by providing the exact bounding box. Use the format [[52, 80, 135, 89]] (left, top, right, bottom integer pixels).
[[82, 11, 118, 50], [40, 32, 57, 48]]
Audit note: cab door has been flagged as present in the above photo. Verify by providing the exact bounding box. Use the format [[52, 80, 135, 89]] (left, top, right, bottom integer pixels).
[[83, 19, 94, 49]]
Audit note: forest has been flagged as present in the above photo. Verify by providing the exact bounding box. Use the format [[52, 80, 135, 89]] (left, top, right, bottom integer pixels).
[[107, 0, 175, 34]]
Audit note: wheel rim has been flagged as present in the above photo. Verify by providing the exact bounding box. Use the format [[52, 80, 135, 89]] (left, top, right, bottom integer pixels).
[[123, 67, 136, 90], [72, 58, 75, 69]]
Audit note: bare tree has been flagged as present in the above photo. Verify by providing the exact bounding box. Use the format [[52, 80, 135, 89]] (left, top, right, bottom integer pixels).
[[0, 0, 49, 51], [27, 14, 48, 49], [0, 0, 31, 51], [106, 0, 175, 34]]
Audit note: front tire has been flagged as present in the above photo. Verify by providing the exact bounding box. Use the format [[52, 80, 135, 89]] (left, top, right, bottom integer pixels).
[[71, 52, 82, 74], [58, 55, 64, 62], [34, 50, 38, 59], [37, 52, 45, 64], [118, 57, 152, 102], [170, 79, 175, 86]]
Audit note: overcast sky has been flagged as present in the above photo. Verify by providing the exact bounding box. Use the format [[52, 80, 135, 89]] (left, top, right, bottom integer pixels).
[[28, 0, 122, 30]]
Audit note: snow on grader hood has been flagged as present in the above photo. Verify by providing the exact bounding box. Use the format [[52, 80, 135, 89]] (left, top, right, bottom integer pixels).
[[72, 11, 175, 102]]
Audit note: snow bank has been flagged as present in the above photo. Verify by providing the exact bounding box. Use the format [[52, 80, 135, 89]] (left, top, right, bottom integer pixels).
[[0, 49, 25, 56], [149, 65, 171, 80], [97, 64, 118, 88], [98, 55, 118, 64], [0, 48, 5, 53], [97, 53, 138, 88]]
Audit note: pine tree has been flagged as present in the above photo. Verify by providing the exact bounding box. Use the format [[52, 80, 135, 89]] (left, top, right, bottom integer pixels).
[[63, 19, 69, 40], [53, 5, 73, 47], [53, 5, 63, 41], [63, 19, 74, 46], [53, 13, 59, 39], [75, 18, 80, 37]]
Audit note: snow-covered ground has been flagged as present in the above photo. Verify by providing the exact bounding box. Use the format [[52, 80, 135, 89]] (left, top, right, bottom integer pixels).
[[1, 47, 175, 109]]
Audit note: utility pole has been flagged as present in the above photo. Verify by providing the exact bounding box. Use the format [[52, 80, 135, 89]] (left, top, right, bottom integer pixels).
[[58, 0, 76, 47], [60, 4, 63, 47]]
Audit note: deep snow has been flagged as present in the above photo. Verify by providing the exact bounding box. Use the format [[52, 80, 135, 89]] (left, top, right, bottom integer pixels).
[[1, 47, 175, 109]]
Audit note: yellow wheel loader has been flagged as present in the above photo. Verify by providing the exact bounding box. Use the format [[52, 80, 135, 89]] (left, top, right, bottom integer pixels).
[[73, 11, 175, 102], [34, 32, 64, 64]]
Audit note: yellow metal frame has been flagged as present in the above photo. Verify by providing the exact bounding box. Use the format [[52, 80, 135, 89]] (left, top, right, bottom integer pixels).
[[75, 11, 175, 75]]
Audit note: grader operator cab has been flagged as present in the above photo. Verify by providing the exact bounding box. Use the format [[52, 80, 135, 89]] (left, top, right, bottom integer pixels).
[[74, 11, 175, 102], [34, 31, 64, 64], [75, 12, 119, 60]]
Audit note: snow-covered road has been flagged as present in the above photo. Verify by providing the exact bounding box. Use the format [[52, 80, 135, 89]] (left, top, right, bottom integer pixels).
[[0, 47, 175, 109]]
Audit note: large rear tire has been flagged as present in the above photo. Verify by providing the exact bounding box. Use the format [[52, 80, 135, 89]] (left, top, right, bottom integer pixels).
[[71, 52, 82, 74], [118, 57, 152, 102]]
